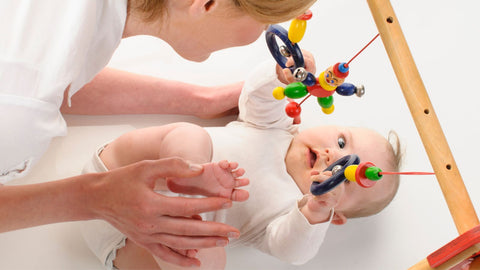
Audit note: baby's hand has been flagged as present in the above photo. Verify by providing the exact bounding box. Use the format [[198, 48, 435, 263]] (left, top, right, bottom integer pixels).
[[300, 171, 344, 224], [276, 50, 317, 85]]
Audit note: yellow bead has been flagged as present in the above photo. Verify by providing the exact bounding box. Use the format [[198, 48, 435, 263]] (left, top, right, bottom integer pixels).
[[321, 104, 335, 114], [344, 165, 358, 182], [318, 72, 337, 91], [272, 86, 285, 100], [288, 19, 307, 43]]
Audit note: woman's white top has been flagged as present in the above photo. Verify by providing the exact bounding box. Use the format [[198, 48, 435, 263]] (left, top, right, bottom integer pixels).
[[0, 0, 127, 183]]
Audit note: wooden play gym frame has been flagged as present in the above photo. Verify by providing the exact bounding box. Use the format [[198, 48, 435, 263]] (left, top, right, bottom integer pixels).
[[367, 0, 480, 269]]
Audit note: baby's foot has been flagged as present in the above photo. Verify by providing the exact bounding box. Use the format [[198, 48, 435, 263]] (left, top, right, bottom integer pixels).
[[167, 160, 249, 202]]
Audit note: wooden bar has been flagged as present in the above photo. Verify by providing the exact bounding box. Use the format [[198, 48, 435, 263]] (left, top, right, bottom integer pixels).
[[366, 0, 480, 269], [366, 0, 478, 235]]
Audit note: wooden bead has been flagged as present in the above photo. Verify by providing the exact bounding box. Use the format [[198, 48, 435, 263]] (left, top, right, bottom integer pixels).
[[288, 19, 307, 43], [365, 166, 383, 181], [272, 86, 285, 100], [321, 104, 335, 114], [318, 96, 334, 108], [336, 83, 356, 96], [344, 165, 358, 182], [325, 65, 346, 87], [285, 101, 301, 118], [308, 83, 335, 97], [296, 10, 313, 20], [303, 73, 317, 86], [284, 82, 308, 99], [333, 62, 350, 78], [355, 162, 377, 188], [318, 72, 337, 91]]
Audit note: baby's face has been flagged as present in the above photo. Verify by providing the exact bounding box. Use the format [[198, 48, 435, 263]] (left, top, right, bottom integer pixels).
[[285, 126, 394, 215]]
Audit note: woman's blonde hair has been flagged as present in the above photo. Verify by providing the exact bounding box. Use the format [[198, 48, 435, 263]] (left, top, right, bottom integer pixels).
[[131, 0, 317, 23], [232, 0, 317, 23]]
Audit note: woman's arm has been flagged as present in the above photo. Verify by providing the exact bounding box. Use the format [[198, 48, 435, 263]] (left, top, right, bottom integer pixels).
[[60, 68, 243, 119], [0, 174, 95, 232], [0, 158, 239, 267]]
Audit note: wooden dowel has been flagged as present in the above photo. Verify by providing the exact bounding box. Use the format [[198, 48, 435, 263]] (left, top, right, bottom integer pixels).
[[366, 0, 478, 234]]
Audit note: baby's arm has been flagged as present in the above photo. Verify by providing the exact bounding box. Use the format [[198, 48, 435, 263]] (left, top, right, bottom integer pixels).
[[300, 171, 343, 224], [238, 50, 317, 129]]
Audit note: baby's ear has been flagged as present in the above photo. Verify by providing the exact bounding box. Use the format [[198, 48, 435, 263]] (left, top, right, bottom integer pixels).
[[331, 211, 347, 225]]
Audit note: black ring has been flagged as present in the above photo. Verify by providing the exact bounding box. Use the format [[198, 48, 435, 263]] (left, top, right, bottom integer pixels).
[[265, 24, 305, 73], [310, 154, 360, 195]]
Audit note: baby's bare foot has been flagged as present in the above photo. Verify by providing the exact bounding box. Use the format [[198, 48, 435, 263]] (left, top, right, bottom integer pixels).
[[167, 160, 249, 201]]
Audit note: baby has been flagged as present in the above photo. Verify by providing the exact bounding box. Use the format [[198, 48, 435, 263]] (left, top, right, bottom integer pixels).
[[81, 54, 401, 270]]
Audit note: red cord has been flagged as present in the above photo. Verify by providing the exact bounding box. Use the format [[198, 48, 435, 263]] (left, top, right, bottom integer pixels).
[[298, 94, 312, 106], [347, 33, 380, 65], [379, 171, 435, 176]]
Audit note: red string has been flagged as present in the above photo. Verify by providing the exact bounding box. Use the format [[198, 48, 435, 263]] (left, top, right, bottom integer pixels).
[[298, 94, 311, 106], [379, 171, 435, 176], [347, 33, 380, 65]]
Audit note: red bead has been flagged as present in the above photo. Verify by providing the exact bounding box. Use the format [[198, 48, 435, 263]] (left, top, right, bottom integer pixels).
[[333, 62, 349, 79], [285, 101, 301, 118], [297, 10, 313, 20], [307, 82, 335, 98], [355, 162, 377, 188]]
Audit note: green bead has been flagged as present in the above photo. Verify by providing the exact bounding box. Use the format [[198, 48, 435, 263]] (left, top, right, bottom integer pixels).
[[365, 167, 383, 181], [284, 82, 308, 99], [317, 96, 334, 108]]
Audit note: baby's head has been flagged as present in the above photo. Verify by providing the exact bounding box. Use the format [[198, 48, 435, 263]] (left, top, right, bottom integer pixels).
[[285, 125, 401, 223]]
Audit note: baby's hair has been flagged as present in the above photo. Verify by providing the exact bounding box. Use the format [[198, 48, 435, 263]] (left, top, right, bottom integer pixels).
[[346, 130, 403, 219], [130, 0, 317, 23]]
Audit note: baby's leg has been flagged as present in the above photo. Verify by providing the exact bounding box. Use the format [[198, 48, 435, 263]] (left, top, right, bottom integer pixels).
[[115, 239, 226, 270], [101, 122, 248, 200], [100, 122, 213, 169], [97, 123, 247, 269]]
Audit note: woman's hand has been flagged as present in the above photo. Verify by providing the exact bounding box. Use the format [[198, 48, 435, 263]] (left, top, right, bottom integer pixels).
[[88, 157, 240, 267]]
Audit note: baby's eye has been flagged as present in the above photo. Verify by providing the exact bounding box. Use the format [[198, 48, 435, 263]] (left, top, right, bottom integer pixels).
[[338, 136, 346, 149]]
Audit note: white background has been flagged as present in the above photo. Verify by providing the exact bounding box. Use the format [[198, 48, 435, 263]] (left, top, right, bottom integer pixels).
[[1, 0, 479, 269]]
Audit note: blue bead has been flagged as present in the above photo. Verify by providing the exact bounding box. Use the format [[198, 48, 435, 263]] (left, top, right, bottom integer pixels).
[[303, 73, 317, 86], [338, 62, 350, 73], [336, 83, 356, 96]]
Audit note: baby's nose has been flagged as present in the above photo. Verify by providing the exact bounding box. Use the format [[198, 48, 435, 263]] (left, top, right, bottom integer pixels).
[[324, 148, 342, 166]]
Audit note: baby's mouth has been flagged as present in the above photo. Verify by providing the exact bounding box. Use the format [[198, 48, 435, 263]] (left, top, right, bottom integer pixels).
[[309, 149, 317, 168]]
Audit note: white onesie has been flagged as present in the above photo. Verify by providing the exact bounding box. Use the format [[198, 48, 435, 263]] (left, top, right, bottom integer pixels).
[[81, 60, 330, 268]]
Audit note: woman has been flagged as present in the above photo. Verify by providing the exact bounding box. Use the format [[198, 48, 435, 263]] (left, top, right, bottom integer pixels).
[[0, 0, 316, 267]]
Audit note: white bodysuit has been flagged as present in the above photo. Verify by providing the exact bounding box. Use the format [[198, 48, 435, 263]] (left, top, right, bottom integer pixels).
[[82, 60, 330, 268], [0, 0, 127, 183]]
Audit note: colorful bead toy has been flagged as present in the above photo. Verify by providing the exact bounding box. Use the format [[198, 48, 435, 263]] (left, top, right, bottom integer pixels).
[[311, 154, 435, 196], [266, 11, 377, 118], [311, 154, 360, 195]]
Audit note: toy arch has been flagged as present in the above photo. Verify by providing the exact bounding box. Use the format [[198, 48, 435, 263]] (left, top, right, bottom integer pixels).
[[368, 0, 480, 269]]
